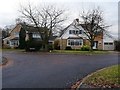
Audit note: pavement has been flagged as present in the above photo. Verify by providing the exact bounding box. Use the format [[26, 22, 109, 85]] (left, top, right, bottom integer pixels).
[[2, 51, 119, 88]]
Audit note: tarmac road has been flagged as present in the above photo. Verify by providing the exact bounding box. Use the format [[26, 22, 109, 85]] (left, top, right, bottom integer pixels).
[[2, 51, 119, 88]]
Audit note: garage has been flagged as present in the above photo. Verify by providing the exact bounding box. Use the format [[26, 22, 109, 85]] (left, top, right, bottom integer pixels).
[[103, 42, 114, 50]]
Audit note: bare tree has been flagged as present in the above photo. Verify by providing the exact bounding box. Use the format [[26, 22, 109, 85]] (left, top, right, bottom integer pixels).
[[75, 8, 110, 51], [19, 4, 67, 51]]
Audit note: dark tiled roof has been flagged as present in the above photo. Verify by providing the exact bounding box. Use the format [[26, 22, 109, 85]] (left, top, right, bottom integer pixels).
[[21, 24, 58, 40], [21, 24, 45, 33]]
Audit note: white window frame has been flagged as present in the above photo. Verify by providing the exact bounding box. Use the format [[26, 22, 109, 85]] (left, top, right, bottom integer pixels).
[[32, 33, 41, 38], [67, 39, 83, 46], [69, 30, 82, 34], [14, 32, 19, 37]]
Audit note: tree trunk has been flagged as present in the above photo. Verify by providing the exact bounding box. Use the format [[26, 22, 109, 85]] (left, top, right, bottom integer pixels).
[[43, 39, 49, 52], [90, 40, 94, 52], [44, 44, 49, 52]]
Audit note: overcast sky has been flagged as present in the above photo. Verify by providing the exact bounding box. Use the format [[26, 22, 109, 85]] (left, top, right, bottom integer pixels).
[[0, 0, 119, 39]]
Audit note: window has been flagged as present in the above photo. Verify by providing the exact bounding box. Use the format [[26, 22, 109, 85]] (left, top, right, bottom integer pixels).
[[104, 42, 113, 45], [69, 30, 82, 34], [75, 40, 79, 45], [68, 39, 83, 46], [79, 30, 82, 34], [109, 43, 113, 45], [69, 30, 72, 34], [68, 40, 71, 45], [68, 39, 74, 45], [32, 33, 41, 38], [10, 41, 14, 45], [73, 30, 75, 34], [14, 32, 19, 37], [76, 30, 79, 34], [71, 41, 74, 45], [104, 43, 108, 45]]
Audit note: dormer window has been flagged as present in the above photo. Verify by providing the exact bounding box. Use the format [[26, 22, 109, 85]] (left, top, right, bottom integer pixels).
[[14, 32, 19, 37], [76, 30, 79, 34], [73, 30, 75, 34], [69, 30, 82, 34]]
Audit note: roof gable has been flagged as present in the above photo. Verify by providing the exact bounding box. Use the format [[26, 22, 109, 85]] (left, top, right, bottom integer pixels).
[[59, 23, 85, 39], [10, 24, 22, 34], [10, 23, 47, 34]]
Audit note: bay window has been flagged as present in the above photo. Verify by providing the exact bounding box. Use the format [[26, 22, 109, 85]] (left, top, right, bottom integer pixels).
[[68, 39, 83, 46]]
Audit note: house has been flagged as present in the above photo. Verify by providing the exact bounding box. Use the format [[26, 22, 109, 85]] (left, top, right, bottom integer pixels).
[[56, 19, 114, 50], [3, 24, 21, 48], [3, 23, 56, 49]]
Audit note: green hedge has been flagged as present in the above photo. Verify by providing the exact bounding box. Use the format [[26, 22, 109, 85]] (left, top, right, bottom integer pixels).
[[25, 40, 42, 51]]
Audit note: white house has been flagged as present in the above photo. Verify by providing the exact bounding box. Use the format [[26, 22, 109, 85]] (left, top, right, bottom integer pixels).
[[56, 19, 103, 50], [55, 19, 115, 50]]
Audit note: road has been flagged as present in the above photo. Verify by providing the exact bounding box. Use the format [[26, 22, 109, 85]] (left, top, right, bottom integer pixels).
[[2, 51, 119, 88]]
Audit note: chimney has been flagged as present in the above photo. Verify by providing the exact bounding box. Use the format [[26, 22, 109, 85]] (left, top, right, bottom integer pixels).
[[72, 18, 79, 25], [76, 18, 79, 22]]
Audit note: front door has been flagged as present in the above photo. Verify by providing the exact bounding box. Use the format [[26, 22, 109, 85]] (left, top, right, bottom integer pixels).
[[93, 41, 98, 49]]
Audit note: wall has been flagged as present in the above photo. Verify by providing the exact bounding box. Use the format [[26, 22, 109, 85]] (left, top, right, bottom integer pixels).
[[94, 34, 103, 50], [59, 39, 67, 50]]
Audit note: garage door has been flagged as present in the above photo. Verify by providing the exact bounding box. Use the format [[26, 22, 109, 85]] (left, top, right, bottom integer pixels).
[[104, 42, 114, 50]]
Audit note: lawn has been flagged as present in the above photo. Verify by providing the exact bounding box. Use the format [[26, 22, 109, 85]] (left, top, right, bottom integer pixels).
[[2, 48, 24, 52], [52, 50, 110, 54], [83, 65, 120, 88], [1, 49, 113, 55]]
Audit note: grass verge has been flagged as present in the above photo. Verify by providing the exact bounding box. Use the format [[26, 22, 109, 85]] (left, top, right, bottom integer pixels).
[[52, 50, 110, 55], [2, 48, 25, 52], [83, 65, 120, 88]]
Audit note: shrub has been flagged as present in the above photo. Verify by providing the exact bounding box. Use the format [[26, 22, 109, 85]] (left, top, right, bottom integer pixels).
[[14, 46, 19, 49], [65, 46, 72, 50], [2, 44, 11, 49], [114, 40, 120, 51], [54, 40, 60, 50], [81, 45, 90, 51], [48, 44, 53, 50], [25, 40, 42, 51]]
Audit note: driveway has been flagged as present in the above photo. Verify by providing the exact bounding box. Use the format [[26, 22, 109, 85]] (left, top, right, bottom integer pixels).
[[2, 51, 119, 88]]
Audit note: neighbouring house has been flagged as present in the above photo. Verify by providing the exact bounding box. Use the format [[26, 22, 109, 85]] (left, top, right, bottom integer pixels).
[[3, 23, 56, 49], [3, 24, 21, 48], [103, 33, 115, 50], [56, 19, 115, 50]]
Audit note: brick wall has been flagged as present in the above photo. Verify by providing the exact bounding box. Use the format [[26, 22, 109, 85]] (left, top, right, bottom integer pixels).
[[84, 35, 103, 50], [57, 34, 103, 50], [59, 39, 67, 50]]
